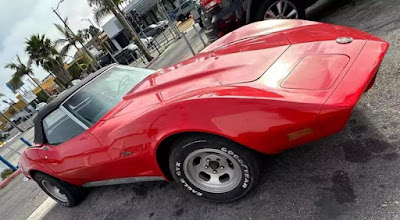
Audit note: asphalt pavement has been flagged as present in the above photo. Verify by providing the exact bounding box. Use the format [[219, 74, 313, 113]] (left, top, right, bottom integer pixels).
[[4, 0, 400, 219]]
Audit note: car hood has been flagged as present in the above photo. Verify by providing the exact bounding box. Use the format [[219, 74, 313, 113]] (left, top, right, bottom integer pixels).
[[124, 33, 290, 100], [124, 20, 385, 102]]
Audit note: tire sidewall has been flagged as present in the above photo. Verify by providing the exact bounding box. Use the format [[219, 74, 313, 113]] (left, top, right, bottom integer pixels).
[[255, 0, 305, 21], [34, 173, 78, 207], [170, 137, 258, 202]]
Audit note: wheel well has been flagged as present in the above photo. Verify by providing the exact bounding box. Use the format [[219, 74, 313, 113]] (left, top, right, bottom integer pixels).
[[156, 132, 234, 181], [29, 170, 42, 179]]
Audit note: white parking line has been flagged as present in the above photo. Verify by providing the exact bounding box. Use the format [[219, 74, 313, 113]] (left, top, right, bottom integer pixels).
[[26, 197, 56, 220]]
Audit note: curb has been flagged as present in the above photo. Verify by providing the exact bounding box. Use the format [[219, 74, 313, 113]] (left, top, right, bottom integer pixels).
[[0, 169, 21, 189], [146, 56, 160, 68]]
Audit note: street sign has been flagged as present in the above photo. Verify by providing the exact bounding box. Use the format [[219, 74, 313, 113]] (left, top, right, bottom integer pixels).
[[22, 91, 37, 104]]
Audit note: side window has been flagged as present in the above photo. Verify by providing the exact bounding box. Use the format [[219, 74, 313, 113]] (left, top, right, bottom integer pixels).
[[43, 109, 85, 145]]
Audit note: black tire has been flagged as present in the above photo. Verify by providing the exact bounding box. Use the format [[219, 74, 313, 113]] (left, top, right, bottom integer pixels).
[[169, 135, 259, 202], [254, 0, 305, 21], [33, 172, 86, 207], [178, 14, 185, 22]]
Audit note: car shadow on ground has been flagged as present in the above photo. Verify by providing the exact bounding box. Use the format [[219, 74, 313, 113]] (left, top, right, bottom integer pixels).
[[307, 0, 356, 21], [43, 107, 399, 220]]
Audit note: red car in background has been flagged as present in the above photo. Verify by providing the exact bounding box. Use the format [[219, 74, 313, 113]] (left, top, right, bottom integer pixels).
[[19, 20, 388, 207], [200, 0, 319, 41]]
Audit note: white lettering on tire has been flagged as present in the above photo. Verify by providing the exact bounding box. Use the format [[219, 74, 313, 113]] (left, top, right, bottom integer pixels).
[[221, 147, 250, 189], [180, 178, 203, 196], [176, 162, 181, 176]]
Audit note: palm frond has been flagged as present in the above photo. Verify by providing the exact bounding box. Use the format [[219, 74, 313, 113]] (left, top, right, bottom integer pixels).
[[54, 38, 70, 47], [93, 5, 112, 23], [59, 44, 72, 58], [54, 23, 67, 36]]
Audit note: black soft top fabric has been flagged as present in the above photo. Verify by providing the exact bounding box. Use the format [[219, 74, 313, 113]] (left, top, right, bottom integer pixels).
[[33, 64, 116, 144]]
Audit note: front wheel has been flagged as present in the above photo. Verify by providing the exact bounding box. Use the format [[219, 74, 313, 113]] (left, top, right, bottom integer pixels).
[[169, 135, 260, 202], [33, 172, 86, 207], [255, 0, 305, 21]]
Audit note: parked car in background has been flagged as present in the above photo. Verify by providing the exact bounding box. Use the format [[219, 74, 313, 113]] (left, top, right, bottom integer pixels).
[[36, 102, 47, 111], [115, 37, 154, 65], [174, 0, 198, 21], [140, 21, 169, 37], [19, 20, 389, 207], [0, 132, 10, 142], [200, 0, 319, 41]]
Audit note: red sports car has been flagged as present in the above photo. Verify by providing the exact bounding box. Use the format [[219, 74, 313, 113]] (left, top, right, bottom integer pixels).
[[19, 20, 389, 207]]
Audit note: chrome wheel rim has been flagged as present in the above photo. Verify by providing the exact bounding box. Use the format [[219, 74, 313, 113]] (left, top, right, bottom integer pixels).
[[264, 0, 299, 20], [41, 180, 68, 203], [183, 148, 242, 193]]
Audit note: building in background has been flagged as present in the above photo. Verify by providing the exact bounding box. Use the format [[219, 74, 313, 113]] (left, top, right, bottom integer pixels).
[[102, 0, 176, 51], [0, 76, 59, 131]]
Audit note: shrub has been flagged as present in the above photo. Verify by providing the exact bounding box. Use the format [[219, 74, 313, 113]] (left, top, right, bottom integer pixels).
[[1, 168, 14, 180]]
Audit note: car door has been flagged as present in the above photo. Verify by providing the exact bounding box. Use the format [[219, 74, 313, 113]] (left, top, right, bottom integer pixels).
[[37, 108, 112, 185]]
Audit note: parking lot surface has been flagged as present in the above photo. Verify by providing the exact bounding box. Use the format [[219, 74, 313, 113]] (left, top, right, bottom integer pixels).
[[33, 0, 400, 219]]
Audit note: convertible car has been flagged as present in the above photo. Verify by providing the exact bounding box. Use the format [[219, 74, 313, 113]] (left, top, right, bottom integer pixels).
[[19, 19, 389, 206]]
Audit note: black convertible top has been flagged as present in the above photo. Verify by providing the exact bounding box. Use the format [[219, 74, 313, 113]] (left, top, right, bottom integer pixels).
[[33, 64, 116, 144]]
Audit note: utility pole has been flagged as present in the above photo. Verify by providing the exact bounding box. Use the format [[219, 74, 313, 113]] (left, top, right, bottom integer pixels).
[[52, 1, 101, 70], [104, 0, 153, 62], [0, 111, 23, 132]]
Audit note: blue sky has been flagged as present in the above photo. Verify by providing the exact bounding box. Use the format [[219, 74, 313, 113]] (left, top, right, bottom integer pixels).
[[0, 0, 112, 109]]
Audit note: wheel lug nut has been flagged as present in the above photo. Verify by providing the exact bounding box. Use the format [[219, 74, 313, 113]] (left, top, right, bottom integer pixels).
[[205, 165, 208, 169], [220, 166, 224, 169], [213, 170, 217, 174], [206, 158, 210, 162]]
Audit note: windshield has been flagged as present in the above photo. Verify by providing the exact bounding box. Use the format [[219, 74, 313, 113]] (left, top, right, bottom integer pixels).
[[63, 66, 155, 127]]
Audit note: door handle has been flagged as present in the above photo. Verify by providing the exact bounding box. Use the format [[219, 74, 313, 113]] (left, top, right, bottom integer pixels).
[[42, 146, 50, 151]]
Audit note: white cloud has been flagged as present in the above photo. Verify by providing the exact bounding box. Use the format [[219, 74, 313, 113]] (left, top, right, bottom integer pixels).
[[0, 0, 113, 109]]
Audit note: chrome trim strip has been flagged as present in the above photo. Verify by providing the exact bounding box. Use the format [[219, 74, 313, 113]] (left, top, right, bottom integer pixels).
[[82, 176, 165, 188], [59, 106, 89, 130]]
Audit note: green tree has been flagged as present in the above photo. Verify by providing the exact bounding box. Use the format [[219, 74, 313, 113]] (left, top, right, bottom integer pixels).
[[25, 34, 72, 87], [87, 0, 153, 61], [89, 0, 126, 23], [4, 55, 51, 97], [54, 23, 97, 71]]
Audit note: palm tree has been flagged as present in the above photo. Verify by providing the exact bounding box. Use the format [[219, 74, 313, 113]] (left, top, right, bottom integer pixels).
[[54, 23, 98, 72], [88, 0, 127, 23], [87, 0, 153, 61], [25, 34, 72, 87], [4, 55, 51, 97]]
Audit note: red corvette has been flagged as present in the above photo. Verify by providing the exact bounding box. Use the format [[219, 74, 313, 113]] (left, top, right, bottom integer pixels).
[[19, 20, 388, 206]]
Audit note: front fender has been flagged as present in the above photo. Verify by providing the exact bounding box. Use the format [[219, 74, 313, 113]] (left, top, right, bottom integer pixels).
[[150, 91, 321, 156], [19, 149, 55, 179]]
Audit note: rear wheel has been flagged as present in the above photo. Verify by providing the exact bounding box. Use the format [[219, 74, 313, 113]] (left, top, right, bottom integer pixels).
[[33, 172, 86, 207], [169, 135, 259, 202], [255, 0, 305, 21]]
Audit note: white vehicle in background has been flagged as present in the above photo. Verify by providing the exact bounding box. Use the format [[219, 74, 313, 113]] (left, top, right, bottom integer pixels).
[[125, 37, 154, 51], [36, 102, 47, 111]]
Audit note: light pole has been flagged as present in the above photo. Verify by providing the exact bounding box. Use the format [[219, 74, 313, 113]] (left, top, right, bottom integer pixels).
[[2, 100, 29, 121], [52, 0, 101, 70], [81, 18, 96, 28], [0, 107, 23, 133]]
